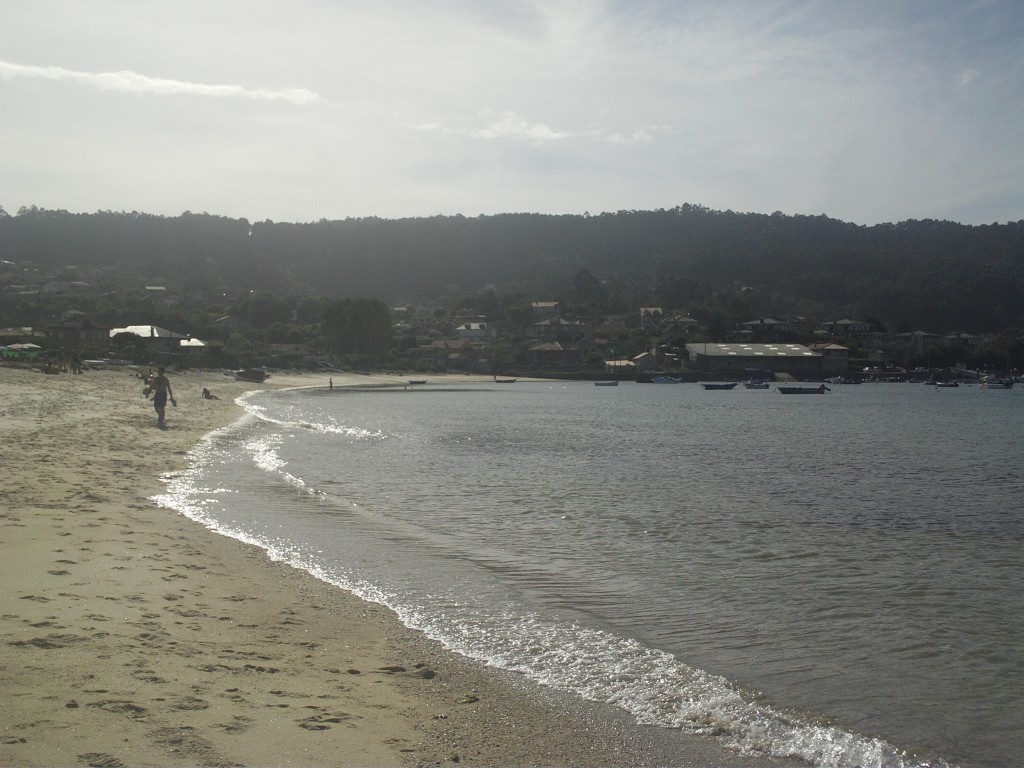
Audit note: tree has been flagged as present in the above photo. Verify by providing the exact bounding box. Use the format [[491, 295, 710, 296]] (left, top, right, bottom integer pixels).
[[322, 298, 393, 356], [572, 268, 608, 309]]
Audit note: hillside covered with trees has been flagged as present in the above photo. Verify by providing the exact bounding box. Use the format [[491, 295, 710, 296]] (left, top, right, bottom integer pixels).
[[1, 204, 1021, 336]]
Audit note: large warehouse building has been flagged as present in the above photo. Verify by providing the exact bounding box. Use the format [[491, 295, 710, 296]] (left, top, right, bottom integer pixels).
[[684, 343, 848, 376]]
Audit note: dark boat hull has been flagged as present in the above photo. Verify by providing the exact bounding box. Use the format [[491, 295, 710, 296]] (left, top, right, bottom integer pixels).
[[778, 384, 830, 394]]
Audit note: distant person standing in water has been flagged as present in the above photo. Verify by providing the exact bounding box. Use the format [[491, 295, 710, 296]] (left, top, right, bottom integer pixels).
[[149, 366, 176, 426]]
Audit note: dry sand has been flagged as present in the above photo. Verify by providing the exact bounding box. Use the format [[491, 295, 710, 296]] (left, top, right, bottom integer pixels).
[[0, 363, 805, 767]]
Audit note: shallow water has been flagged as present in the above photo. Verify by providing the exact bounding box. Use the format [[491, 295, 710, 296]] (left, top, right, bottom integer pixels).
[[155, 380, 1023, 768]]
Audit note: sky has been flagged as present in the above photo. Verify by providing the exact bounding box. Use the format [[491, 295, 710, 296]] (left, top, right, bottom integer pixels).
[[1, 0, 1021, 226]]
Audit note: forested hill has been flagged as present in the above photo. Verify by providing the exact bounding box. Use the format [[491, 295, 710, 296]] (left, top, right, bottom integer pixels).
[[1, 204, 1021, 334]]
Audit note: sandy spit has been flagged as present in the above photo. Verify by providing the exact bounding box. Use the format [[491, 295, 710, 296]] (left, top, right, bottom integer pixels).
[[0, 363, 805, 767]]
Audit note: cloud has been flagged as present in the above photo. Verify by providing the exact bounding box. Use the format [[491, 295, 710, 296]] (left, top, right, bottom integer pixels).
[[956, 68, 981, 88], [412, 110, 662, 147], [0, 60, 323, 105], [468, 111, 571, 143], [599, 128, 661, 146]]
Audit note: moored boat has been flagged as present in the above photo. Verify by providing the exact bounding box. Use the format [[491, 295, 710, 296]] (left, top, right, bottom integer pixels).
[[594, 380, 619, 386], [982, 377, 1014, 389], [701, 382, 738, 390], [778, 383, 830, 394], [744, 380, 770, 389]]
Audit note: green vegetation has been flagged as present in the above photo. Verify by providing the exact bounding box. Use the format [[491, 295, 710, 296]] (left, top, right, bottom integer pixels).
[[1, 204, 1021, 373]]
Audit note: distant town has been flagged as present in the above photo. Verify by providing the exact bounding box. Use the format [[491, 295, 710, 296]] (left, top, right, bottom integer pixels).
[[1, 267, 1019, 382], [2, 207, 1020, 380]]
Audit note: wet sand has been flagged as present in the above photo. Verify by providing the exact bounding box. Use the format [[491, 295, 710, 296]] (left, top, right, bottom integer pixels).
[[0, 363, 805, 767]]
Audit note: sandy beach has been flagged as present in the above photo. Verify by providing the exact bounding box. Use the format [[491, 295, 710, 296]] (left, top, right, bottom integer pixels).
[[0, 363, 804, 768]]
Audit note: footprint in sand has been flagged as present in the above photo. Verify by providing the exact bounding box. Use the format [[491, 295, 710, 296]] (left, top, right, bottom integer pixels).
[[77, 754, 126, 768], [86, 700, 148, 720], [171, 696, 210, 711], [213, 715, 253, 734], [130, 671, 168, 684], [375, 663, 436, 679], [9, 633, 87, 649], [297, 707, 354, 730]]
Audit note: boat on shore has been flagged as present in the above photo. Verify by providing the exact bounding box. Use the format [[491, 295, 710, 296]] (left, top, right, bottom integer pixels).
[[230, 368, 269, 383], [778, 383, 830, 394], [701, 382, 738, 390]]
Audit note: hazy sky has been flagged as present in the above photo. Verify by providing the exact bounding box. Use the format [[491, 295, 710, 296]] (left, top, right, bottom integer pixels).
[[2, 1, 1021, 225]]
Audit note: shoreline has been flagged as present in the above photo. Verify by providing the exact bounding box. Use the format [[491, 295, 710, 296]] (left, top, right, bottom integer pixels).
[[0, 363, 805, 767]]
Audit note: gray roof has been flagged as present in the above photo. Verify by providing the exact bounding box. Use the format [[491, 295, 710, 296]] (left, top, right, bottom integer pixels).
[[686, 343, 818, 358]]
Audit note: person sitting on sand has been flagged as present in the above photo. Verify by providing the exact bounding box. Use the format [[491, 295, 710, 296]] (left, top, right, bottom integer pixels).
[[148, 366, 176, 426], [202, 387, 219, 400]]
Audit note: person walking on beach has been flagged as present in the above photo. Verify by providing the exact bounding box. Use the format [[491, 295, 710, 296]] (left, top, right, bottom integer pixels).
[[148, 366, 176, 426]]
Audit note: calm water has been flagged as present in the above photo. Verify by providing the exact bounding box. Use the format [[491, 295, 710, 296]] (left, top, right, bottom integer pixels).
[[155, 380, 1023, 768]]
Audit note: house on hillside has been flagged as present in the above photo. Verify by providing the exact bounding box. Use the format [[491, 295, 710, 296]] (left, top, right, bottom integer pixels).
[[531, 301, 560, 320], [530, 317, 585, 341], [110, 324, 202, 356], [49, 313, 110, 353], [414, 339, 477, 371], [893, 330, 942, 356], [639, 307, 662, 329], [942, 331, 981, 348], [454, 322, 492, 340], [661, 314, 699, 336], [820, 318, 872, 337], [526, 341, 579, 366], [40, 280, 90, 296]]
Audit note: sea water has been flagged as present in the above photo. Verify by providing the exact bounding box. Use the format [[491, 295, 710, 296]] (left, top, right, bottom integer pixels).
[[154, 380, 1023, 768]]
